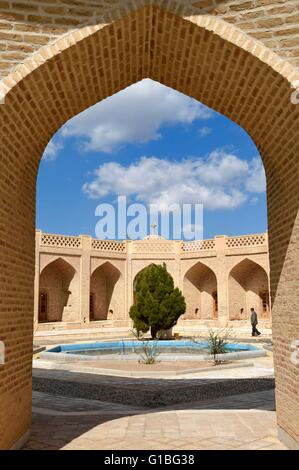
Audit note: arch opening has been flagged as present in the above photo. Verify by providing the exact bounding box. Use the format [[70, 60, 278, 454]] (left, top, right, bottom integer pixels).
[[183, 262, 218, 320], [90, 262, 121, 321], [228, 259, 270, 322], [39, 258, 78, 323]]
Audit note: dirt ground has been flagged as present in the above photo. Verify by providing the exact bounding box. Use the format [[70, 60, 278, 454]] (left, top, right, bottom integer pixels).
[[68, 359, 217, 371]]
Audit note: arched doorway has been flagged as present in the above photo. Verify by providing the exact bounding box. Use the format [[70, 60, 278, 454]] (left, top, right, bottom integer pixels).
[[39, 258, 78, 323], [90, 262, 122, 321], [228, 259, 270, 322], [0, 2, 298, 450], [183, 262, 218, 320]]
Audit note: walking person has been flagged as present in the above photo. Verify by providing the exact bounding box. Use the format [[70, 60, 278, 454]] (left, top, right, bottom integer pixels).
[[250, 307, 261, 336]]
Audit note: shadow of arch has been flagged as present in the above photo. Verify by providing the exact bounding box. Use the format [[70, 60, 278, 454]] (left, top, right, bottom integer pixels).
[[90, 261, 121, 321], [183, 261, 218, 320], [228, 258, 270, 321], [39, 258, 77, 322]]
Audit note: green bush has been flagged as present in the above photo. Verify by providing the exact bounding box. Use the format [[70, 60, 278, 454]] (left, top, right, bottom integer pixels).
[[207, 328, 232, 364], [130, 263, 186, 339], [131, 329, 160, 365]]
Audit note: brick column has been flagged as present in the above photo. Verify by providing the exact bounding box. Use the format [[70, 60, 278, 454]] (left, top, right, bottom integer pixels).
[[80, 235, 91, 326], [126, 241, 133, 323], [33, 230, 42, 331], [214, 236, 229, 326], [174, 241, 183, 290]]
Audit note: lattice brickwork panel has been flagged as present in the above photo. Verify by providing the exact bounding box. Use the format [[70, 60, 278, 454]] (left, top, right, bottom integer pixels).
[[41, 233, 82, 249], [92, 239, 126, 253], [182, 239, 215, 252], [226, 234, 266, 248], [132, 242, 175, 253]]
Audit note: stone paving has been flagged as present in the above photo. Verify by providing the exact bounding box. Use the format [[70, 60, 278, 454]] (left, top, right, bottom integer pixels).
[[24, 389, 287, 450], [32, 366, 275, 408]]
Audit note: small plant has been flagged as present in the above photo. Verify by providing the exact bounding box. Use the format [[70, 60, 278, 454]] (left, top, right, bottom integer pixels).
[[207, 328, 233, 364], [131, 329, 160, 365]]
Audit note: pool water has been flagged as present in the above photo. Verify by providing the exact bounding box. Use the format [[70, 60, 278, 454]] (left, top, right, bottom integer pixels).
[[48, 340, 259, 357]]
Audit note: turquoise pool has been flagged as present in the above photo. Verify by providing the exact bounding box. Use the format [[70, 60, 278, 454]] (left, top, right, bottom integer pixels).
[[47, 340, 259, 357]]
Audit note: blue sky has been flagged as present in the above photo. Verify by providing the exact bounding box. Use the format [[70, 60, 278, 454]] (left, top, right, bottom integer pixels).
[[37, 79, 267, 240]]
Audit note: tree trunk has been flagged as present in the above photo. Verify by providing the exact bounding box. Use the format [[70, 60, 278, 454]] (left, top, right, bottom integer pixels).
[[150, 326, 158, 339]]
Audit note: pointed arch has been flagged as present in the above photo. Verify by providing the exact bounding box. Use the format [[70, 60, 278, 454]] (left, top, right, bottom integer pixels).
[[90, 261, 122, 321], [39, 257, 78, 322], [228, 258, 270, 321], [183, 261, 218, 320]]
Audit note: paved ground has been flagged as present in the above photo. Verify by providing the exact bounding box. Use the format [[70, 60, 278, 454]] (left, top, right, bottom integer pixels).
[[33, 353, 274, 379], [24, 389, 287, 450], [27, 335, 280, 450]]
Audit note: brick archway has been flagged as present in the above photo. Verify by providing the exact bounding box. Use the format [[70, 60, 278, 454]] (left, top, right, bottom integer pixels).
[[0, 3, 298, 449], [183, 261, 218, 320], [39, 258, 78, 323], [90, 262, 122, 321], [228, 258, 270, 322]]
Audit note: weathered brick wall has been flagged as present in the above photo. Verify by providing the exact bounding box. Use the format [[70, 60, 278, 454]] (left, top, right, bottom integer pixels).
[[183, 262, 217, 319], [90, 263, 124, 321], [39, 258, 80, 322], [0, 0, 299, 80], [0, 0, 298, 450], [228, 259, 269, 320]]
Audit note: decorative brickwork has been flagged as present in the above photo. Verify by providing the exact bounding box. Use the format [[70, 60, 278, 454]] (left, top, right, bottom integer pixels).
[[0, 0, 298, 450], [131, 240, 177, 253], [41, 233, 82, 249], [91, 239, 126, 252], [1, 0, 299, 79], [35, 230, 270, 328], [183, 239, 216, 251], [226, 233, 267, 248]]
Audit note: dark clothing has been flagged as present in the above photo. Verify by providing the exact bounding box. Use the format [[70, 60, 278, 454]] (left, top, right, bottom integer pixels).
[[251, 310, 261, 336], [251, 310, 258, 326], [252, 324, 261, 336]]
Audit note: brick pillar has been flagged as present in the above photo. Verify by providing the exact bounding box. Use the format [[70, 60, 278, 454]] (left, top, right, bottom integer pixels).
[[174, 241, 183, 291], [126, 241, 134, 326], [80, 235, 91, 326], [33, 230, 42, 331], [214, 236, 229, 326]]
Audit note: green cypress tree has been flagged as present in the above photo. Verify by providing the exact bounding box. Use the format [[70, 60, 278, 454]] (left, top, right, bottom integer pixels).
[[130, 263, 186, 339]]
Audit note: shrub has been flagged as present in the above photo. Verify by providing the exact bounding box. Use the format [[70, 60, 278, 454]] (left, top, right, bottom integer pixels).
[[130, 263, 186, 339], [207, 328, 233, 364], [131, 329, 160, 365]]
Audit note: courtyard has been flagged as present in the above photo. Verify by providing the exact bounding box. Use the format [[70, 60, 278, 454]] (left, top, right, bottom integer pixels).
[[25, 390, 285, 451], [25, 329, 284, 451]]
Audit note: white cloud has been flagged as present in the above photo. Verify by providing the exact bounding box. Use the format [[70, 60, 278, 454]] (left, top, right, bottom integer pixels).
[[61, 79, 213, 153], [83, 151, 266, 211], [245, 156, 266, 193], [42, 140, 63, 162], [198, 126, 212, 137]]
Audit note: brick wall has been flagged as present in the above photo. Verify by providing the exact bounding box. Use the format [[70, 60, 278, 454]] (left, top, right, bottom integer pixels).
[[39, 258, 80, 322], [0, 0, 299, 79], [228, 258, 270, 321]]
